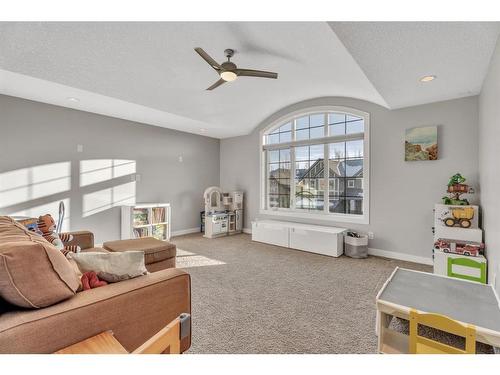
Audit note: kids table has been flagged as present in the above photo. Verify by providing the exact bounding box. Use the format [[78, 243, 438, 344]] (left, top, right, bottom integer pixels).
[[376, 267, 500, 353]]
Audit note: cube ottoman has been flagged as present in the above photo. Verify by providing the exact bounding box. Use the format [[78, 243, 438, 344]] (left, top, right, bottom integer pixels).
[[103, 237, 176, 272]]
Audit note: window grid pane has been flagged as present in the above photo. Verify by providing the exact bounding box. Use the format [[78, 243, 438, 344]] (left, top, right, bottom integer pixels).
[[265, 111, 365, 216], [294, 144, 324, 211], [266, 122, 294, 145], [268, 147, 291, 208], [328, 140, 363, 215]]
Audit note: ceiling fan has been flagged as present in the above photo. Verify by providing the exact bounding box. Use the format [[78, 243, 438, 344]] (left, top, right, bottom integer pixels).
[[194, 48, 278, 90]]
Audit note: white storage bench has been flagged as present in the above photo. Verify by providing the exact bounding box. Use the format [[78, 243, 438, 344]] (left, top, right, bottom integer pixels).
[[251, 220, 346, 257]]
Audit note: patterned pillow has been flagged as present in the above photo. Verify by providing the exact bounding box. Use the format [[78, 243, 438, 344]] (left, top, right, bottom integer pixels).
[[16, 217, 42, 235]]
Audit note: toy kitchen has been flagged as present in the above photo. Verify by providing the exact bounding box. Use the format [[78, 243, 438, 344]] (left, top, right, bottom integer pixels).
[[203, 186, 244, 238]]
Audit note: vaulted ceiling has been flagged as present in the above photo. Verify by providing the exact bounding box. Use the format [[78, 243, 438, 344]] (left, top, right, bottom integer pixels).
[[0, 22, 499, 138]]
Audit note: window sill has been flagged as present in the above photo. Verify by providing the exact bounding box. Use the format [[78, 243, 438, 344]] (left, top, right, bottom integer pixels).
[[259, 209, 369, 225]]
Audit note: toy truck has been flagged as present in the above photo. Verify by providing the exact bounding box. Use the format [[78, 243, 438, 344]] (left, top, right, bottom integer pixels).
[[433, 238, 484, 257], [443, 207, 474, 228]]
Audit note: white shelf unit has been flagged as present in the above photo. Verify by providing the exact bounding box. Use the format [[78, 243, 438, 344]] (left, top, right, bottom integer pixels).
[[432, 204, 486, 283], [121, 203, 171, 241], [251, 219, 346, 257]]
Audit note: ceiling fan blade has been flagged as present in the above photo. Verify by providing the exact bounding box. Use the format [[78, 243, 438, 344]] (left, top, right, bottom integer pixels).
[[206, 78, 226, 91], [235, 68, 278, 79], [194, 47, 221, 70]]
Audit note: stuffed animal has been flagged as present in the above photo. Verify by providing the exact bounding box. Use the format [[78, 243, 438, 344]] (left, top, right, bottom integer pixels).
[[81, 271, 108, 290], [37, 214, 80, 254]]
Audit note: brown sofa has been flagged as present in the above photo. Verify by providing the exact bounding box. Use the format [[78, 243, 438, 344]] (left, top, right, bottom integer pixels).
[[0, 224, 191, 354]]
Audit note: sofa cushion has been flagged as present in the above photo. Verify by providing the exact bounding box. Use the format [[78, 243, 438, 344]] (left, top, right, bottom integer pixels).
[[68, 251, 148, 283], [0, 216, 80, 308], [103, 237, 176, 265]]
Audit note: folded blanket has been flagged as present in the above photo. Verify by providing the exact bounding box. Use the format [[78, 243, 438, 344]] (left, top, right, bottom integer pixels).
[[81, 271, 108, 290]]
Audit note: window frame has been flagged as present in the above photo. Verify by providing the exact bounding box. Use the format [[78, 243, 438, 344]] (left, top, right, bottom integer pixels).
[[259, 105, 370, 224]]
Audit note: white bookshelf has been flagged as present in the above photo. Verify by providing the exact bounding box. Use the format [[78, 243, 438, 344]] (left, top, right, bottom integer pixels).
[[121, 203, 171, 241]]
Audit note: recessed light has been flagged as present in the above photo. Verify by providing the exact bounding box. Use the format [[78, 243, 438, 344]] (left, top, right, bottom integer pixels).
[[420, 75, 436, 83], [67, 97, 80, 103]]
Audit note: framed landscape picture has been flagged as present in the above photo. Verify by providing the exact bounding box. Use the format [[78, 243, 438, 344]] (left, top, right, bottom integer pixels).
[[405, 125, 438, 161]]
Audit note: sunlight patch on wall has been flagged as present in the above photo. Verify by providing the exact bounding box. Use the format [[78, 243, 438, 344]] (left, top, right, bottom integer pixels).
[[82, 181, 136, 217], [0, 162, 71, 208], [11, 198, 71, 232], [80, 159, 136, 187]]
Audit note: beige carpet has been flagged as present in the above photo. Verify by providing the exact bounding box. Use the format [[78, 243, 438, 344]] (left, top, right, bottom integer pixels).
[[172, 233, 431, 354]]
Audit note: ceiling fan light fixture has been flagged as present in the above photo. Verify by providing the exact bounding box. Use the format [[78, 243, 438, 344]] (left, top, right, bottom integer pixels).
[[220, 71, 237, 82], [420, 75, 436, 83], [194, 47, 278, 90]]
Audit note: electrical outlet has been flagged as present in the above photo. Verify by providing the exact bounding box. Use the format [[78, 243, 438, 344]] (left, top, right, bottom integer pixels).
[[368, 231, 374, 240], [77, 144, 83, 153]]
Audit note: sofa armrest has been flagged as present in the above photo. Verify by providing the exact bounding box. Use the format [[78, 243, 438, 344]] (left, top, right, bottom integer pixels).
[[64, 231, 94, 250], [0, 269, 191, 353]]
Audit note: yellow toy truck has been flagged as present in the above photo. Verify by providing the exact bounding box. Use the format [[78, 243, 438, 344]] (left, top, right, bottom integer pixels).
[[443, 207, 474, 228]]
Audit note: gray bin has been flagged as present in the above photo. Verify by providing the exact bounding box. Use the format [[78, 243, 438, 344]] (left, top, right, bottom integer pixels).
[[344, 234, 368, 258]]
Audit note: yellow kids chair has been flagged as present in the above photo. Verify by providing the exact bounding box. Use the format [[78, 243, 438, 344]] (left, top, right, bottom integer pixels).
[[409, 309, 476, 354]]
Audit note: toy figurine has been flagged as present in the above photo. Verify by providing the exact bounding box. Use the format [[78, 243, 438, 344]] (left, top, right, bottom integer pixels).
[[37, 214, 80, 254], [442, 173, 474, 205], [434, 238, 484, 257], [443, 207, 474, 228]]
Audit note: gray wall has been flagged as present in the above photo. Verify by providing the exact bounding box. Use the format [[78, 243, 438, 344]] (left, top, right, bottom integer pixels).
[[479, 36, 500, 289], [0, 94, 220, 244], [221, 96, 479, 261]]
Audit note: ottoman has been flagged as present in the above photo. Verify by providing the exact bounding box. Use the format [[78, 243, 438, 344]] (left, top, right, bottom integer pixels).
[[103, 237, 176, 272]]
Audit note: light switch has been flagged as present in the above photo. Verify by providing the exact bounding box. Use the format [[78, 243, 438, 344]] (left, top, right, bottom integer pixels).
[[178, 156, 183, 163], [77, 144, 83, 153]]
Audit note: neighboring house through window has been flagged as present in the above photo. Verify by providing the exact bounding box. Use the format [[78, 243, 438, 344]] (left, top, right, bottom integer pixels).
[[260, 106, 369, 224]]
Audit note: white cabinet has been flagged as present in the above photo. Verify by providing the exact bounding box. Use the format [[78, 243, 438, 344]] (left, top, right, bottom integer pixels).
[[252, 220, 346, 257], [251, 220, 289, 247], [289, 227, 345, 257]]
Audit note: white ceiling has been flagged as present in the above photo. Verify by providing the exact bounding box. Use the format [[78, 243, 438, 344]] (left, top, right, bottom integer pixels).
[[0, 22, 498, 138], [330, 22, 500, 108]]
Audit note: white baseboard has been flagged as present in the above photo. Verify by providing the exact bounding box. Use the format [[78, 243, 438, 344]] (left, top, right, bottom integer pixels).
[[171, 227, 200, 237], [170, 226, 431, 265], [368, 247, 433, 266]]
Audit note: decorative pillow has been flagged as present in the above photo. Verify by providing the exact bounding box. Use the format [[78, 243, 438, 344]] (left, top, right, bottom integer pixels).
[[0, 216, 80, 308], [68, 251, 147, 283], [16, 217, 42, 235]]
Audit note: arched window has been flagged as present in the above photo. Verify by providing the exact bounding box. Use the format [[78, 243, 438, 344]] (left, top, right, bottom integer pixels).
[[260, 106, 369, 224]]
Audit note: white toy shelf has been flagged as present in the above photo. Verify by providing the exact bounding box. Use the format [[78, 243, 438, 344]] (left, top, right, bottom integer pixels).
[[121, 203, 171, 241], [433, 203, 486, 283]]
